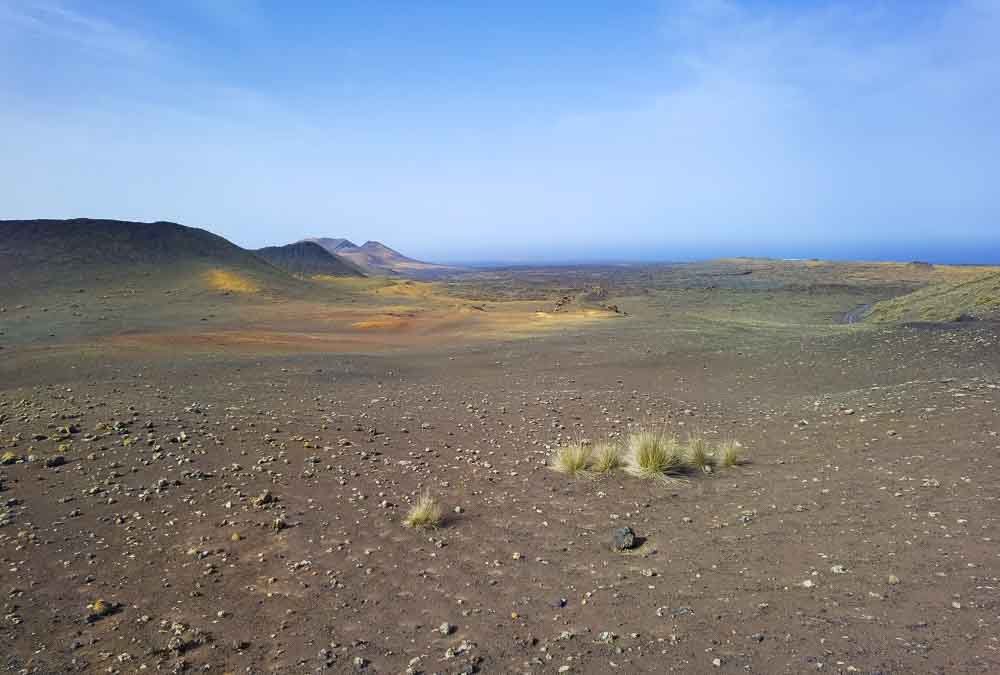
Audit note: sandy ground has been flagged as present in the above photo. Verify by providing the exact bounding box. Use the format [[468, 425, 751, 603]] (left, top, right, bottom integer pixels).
[[1, 271, 999, 674]]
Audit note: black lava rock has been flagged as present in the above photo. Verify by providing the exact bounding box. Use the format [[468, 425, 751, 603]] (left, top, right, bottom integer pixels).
[[612, 526, 636, 551]]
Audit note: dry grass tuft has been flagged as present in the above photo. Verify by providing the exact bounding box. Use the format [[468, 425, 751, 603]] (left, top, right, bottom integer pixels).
[[550, 443, 593, 476], [549, 428, 744, 482], [718, 439, 744, 467], [86, 599, 117, 622], [625, 430, 684, 480], [404, 492, 443, 529], [591, 442, 623, 474], [686, 434, 714, 471]]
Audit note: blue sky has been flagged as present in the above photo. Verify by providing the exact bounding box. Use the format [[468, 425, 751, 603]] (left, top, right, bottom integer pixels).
[[1, 1, 998, 263]]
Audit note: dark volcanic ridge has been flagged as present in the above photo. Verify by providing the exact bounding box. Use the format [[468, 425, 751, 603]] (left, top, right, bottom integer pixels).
[[0, 218, 290, 290], [0, 218, 249, 267], [253, 241, 365, 278], [303, 237, 358, 253]]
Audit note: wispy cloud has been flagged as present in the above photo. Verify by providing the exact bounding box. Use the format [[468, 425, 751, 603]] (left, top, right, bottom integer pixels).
[[0, 0, 152, 57]]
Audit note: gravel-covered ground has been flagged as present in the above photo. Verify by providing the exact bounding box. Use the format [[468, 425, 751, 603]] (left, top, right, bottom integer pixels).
[[2, 284, 999, 674]]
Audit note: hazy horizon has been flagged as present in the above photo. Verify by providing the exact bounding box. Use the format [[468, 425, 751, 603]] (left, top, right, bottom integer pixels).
[[2, 1, 998, 264]]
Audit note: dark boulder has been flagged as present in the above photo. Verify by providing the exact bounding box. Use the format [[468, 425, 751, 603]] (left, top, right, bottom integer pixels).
[[612, 526, 636, 551]]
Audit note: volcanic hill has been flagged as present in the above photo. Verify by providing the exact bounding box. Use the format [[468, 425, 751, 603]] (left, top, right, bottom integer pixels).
[[0, 218, 298, 294], [304, 238, 459, 277], [254, 241, 365, 278]]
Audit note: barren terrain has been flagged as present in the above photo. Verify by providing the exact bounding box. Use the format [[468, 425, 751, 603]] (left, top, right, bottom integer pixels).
[[2, 259, 999, 674]]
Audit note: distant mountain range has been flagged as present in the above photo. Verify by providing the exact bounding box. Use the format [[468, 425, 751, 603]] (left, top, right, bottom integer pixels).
[[0, 219, 460, 294], [306, 237, 357, 253], [303, 238, 460, 277]]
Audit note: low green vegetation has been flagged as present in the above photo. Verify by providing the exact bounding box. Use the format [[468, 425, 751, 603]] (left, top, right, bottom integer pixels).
[[867, 272, 1000, 323]]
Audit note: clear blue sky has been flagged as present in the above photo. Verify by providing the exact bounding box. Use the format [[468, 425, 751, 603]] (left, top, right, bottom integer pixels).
[[1, 1, 998, 263]]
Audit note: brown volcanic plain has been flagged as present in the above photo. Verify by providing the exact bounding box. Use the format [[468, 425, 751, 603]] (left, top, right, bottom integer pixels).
[[1, 220, 999, 674]]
